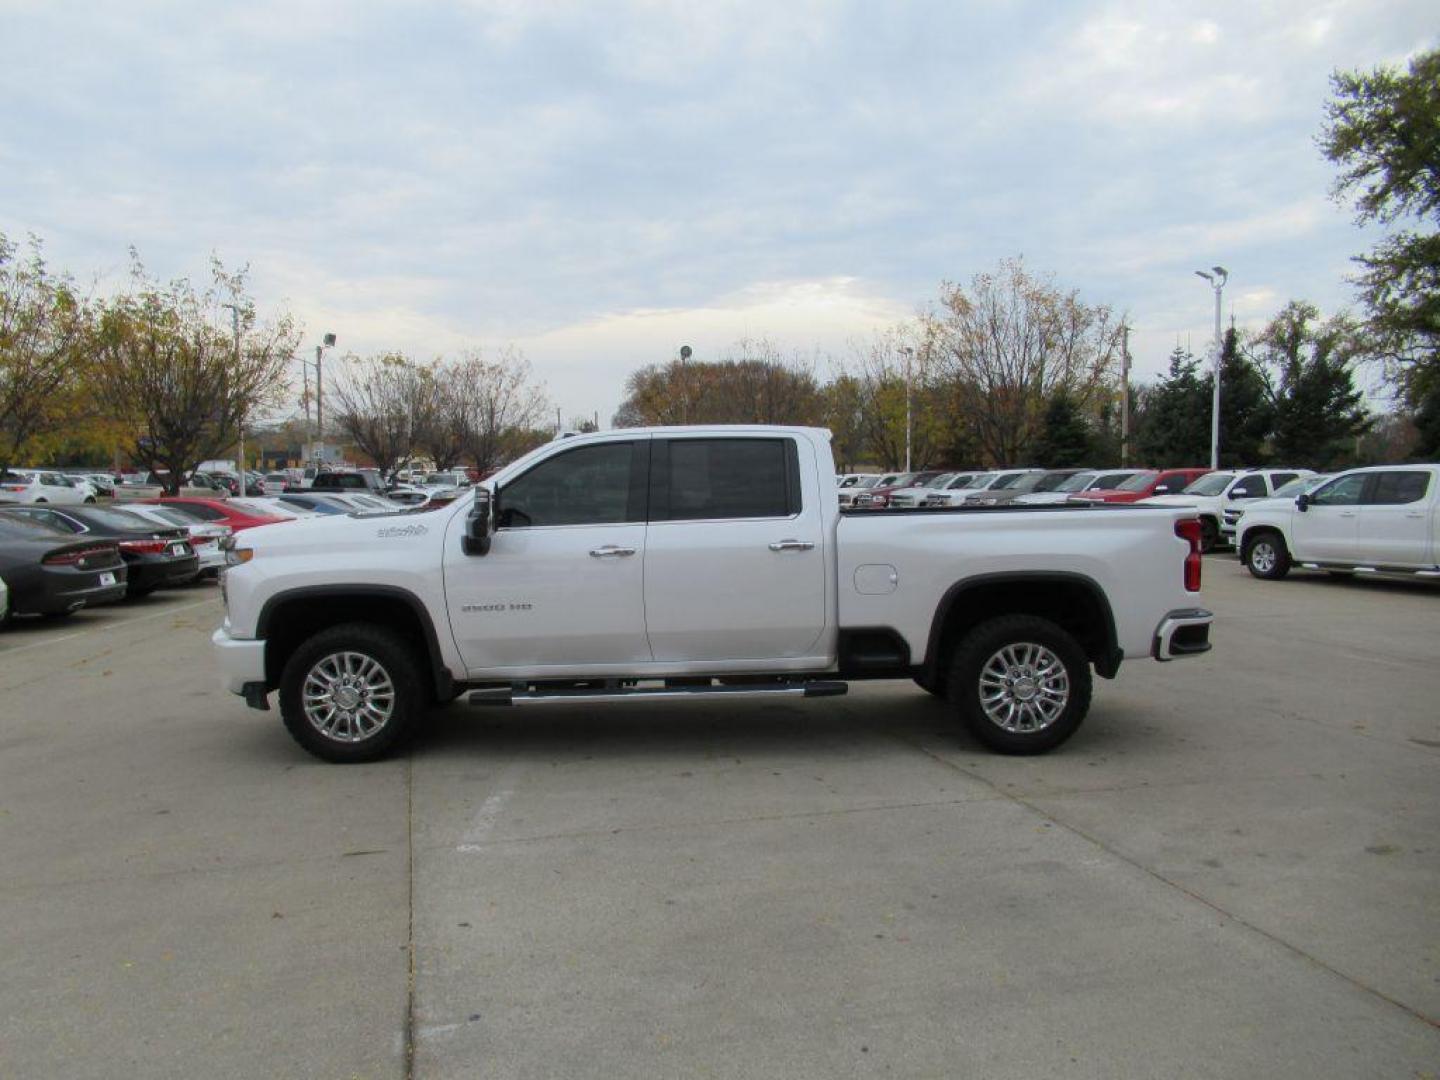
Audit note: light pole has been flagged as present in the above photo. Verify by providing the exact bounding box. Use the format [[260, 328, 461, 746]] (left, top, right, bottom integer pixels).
[[678, 344, 692, 424], [1119, 323, 1132, 467], [310, 333, 336, 461], [898, 346, 914, 473], [1194, 266, 1228, 469], [222, 302, 243, 486]]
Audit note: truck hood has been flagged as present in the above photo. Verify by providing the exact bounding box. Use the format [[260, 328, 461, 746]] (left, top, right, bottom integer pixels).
[[242, 507, 448, 556]]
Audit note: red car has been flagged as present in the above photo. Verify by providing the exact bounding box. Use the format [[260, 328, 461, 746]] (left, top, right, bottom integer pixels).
[[1070, 467, 1211, 504], [145, 497, 288, 531]]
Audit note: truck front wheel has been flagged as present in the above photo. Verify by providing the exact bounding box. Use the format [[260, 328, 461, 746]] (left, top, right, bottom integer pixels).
[[279, 622, 425, 762], [1242, 530, 1291, 580], [947, 615, 1092, 754]]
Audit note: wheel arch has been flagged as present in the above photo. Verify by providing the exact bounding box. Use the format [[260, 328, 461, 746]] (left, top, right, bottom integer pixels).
[[257, 586, 455, 700], [922, 572, 1122, 684]]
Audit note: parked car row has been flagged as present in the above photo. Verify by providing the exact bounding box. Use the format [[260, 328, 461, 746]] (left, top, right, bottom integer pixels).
[[837, 466, 1335, 555], [0, 482, 454, 627]]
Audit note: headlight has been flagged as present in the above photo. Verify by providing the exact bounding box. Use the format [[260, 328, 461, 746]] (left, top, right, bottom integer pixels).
[[220, 535, 253, 567]]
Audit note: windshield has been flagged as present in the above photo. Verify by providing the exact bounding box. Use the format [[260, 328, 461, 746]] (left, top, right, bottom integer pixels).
[[1183, 472, 1236, 496], [951, 473, 993, 489], [1006, 473, 1049, 493], [1273, 475, 1328, 498], [854, 476, 881, 489], [1053, 471, 1098, 493], [922, 473, 959, 488], [0, 514, 66, 539], [1117, 470, 1160, 492], [79, 507, 158, 532], [989, 472, 1029, 490]]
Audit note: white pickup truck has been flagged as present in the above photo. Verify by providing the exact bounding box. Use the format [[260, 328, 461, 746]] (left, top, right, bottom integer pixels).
[[1236, 464, 1440, 580], [213, 426, 1213, 762]]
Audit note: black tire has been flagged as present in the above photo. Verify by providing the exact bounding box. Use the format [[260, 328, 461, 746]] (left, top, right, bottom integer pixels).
[[946, 614, 1092, 755], [279, 622, 425, 763], [1199, 517, 1219, 553], [84, 496, 97, 504], [1242, 530, 1291, 580]]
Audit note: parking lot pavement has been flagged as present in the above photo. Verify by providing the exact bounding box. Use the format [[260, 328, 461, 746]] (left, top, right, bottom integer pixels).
[[2, 560, 1438, 1078]]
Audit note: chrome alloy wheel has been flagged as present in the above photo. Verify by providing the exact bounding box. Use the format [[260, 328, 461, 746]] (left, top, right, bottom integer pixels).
[[302, 651, 396, 743], [977, 642, 1070, 733], [1249, 539, 1277, 574]]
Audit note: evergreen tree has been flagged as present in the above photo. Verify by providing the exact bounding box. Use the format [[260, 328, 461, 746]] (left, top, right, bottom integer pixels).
[[1320, 49, 1440, 435], [1217, 326, 1274, 466], [1135, 347, 1212, 467], [1253, 302, 1373, 468], [1031, 392, 1093, 466]]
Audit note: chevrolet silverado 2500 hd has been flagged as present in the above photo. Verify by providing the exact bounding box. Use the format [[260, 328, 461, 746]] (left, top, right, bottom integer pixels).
[[213, 426, 1213, 762]]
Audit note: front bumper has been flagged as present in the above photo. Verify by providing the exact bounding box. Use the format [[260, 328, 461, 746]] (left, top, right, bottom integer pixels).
[[213, 625, 266, 695], [1152, 608, 1214, 661]]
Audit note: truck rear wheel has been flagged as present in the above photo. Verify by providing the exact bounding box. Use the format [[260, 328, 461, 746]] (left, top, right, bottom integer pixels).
[[947, 615, 1091, 754], [279, 622, 425, 762]]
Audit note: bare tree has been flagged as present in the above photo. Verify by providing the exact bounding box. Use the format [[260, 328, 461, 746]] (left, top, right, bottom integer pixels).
[[925, 257, 1123, 464], [91, 254, 299, 493], [0, 233, 91, 476], [331, 353, 431, 480], [615, 338, 822, 426], [447, 348, 549, 474]]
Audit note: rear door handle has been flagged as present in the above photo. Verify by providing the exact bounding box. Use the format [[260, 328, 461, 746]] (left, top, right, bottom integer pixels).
[[589, 545, 637, 558], [1406, 512, 1425, 518], [1339, 512, 1356, 518], [768, 539, 815, 552]]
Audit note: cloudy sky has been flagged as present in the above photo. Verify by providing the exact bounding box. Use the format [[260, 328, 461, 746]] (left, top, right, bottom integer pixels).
[[2, 0, 1434, 426]]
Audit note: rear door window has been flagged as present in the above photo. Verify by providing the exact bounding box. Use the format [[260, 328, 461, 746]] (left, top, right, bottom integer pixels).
[[650, 438, 800, 521], [1366, 471, 1431, 505]]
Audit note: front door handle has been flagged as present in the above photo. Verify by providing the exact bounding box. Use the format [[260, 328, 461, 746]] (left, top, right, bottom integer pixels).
[[768, 539, 815, 552], [1405, 512, 1425, 518], [589, 545, 637, 558], [1339, 511, 1357, 518]]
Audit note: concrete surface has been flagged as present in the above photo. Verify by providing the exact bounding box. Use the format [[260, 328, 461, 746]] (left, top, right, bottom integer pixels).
[[1, 560, 1437, 1078]]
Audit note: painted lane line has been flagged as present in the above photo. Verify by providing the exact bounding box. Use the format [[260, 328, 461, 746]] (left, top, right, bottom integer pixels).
[[0, 598, 217, 659], [456, 789, 514, 852]]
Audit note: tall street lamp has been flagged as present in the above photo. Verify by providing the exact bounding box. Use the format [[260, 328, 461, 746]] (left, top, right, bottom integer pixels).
[[310, 333, 336, 461], [1194, 266, 1228, 469], [898, 346, 914, 473], [222, 302, 243, 484]]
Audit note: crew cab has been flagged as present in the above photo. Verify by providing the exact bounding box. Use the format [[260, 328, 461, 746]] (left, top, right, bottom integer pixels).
[[1236, 464, 1440, 581], [213, 427, 1214, 763]]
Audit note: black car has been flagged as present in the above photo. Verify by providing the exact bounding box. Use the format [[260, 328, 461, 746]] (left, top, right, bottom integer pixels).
[[0, 505, 199, 597], [0, 514, 129, 620]]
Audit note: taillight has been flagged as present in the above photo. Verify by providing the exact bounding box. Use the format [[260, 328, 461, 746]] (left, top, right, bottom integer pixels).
[[118, 538, 170, 555], [44, 546, 111, 566], [1175, 518, 1202, 592]]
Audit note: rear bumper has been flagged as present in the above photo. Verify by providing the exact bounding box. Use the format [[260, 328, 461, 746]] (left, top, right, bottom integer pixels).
[[1152, 608, 1213, 661], [213, 625, 266, 696]]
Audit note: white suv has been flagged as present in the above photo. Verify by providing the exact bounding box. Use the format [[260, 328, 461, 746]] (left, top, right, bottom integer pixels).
[[0, 470, 92, 505], [1143, 468, 1312, 552]]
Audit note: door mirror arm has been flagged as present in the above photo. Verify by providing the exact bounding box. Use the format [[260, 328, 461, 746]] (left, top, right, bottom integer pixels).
[[463, 487, 494, 556]]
